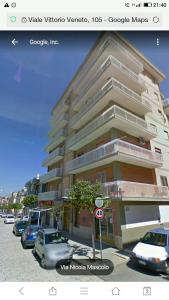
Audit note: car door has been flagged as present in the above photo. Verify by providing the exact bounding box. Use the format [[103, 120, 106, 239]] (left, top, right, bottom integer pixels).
[[35, 232, 42, 256], [36, 232, 44, 258]]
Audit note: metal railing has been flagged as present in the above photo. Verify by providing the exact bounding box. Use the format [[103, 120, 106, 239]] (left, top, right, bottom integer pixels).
[[67, 105, 156, 148], [70, 77, 151, 128], [66, 139, 162, 171], [73, 55, 145, 108], [40, 168, 63, 183], [102, 181, 169, 199], [73, 37, 143, 92], [42, 147, 64, 166], [38, 191, 61, 201], [46, 128, 67, 151]]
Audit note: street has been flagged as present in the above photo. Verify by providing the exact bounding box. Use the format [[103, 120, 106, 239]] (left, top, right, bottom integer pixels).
[[0, 219, 168, 282]]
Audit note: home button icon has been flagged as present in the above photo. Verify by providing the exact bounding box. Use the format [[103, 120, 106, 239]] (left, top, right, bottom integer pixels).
[[111, 287, 120, 296]]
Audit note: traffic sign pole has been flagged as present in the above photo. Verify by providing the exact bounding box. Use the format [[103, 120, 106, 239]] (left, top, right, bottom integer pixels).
[[94, 208, 104, 262], [99, 218, 103, 261]]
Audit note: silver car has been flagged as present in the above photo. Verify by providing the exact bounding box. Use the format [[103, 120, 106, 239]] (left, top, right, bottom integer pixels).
[[33, 228, 74, 269]]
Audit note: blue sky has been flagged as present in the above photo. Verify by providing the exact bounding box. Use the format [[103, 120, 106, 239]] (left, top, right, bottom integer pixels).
[[0, 31, 169, 196]]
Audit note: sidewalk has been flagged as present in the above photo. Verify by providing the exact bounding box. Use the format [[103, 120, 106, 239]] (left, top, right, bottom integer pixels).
[[65, 232, 130, 268]]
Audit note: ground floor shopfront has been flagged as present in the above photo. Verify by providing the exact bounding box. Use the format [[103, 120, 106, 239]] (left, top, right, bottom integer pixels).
[[62, 200, 169, 249]]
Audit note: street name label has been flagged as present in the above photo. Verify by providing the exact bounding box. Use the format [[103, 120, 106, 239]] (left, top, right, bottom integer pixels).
[[56, 259, 114, 275]]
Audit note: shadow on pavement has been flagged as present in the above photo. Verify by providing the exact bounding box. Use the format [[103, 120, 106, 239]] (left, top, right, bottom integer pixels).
[[127, 259, 161, 277]]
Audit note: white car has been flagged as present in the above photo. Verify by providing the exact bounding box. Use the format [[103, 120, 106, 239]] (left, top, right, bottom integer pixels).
[[22, 216, 29, 221], [130, 228, 169, 274], [4, 215, 15, 224]]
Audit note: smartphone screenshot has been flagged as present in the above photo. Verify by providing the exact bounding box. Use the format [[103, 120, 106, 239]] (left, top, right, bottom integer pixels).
[[0, 1, 169, 299]]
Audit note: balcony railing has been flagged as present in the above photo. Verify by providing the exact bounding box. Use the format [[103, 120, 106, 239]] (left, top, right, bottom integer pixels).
[[42, 147, 64, 167], [46, 128, 67, 152], [102, 181, 169, 199], [73, 37, 143, 92], [73, 56, 145, 109], [40, 168, 63, 183], [70, 78, 151, 128], [67, 105, 157, 149], [66, 139, 162, 172], [38, 191, 61, 201]]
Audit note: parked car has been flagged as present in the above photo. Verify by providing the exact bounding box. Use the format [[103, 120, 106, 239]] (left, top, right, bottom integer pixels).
[[21, 224, 41, 248], [13, 220, 28, 236], [22, 215, 29, 222], [33, 228, 74, 269], [1, 213, 7, 218], [4, 214, 15, 224], [16, 213, 22, 219], [130, 228, 169, 274]]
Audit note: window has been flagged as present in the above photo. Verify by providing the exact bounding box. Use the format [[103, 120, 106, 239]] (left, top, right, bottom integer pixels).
[[96, 172, 107, 183], [155, 147, 162, 154], [74, 208, 79, 227], [164, 130, 169, 139], [154, 92, 159, 102], [160, 176, 168, 187], [158, 109, 162, 116]]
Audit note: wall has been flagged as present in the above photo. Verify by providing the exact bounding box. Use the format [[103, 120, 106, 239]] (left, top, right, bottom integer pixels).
[[124, 205, 160, 225], [121, 163, 156, 184]]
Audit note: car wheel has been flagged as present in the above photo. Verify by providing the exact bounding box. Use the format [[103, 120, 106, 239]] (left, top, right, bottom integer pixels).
[[165, 260, 169, 275], [32, 248, 36, 255], [23, 242, 27, 249], [41, 256, 47, 269]]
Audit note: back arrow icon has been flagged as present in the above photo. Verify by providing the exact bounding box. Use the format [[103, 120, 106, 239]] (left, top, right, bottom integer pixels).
[[12, 38, 18, 46], [19, 287, 24, 295]]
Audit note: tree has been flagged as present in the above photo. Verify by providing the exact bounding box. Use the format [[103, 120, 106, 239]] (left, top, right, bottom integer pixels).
[[22, 195, 38, 208], [68, 180, 109, 260], [12, 203, 23, 215]]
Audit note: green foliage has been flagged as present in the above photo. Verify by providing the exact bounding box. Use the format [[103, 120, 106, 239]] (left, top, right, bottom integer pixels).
[[12, 203, 23, 210], [22, 195, 38, 208], [0, 203, 22, 210], [68, 180, 108, 213]]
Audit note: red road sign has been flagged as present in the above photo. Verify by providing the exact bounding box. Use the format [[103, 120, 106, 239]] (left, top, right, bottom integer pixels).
[[94, 208, 104, 219]]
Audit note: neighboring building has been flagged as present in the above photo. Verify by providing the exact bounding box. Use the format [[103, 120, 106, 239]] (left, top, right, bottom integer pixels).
[[39, 32, 169, 249], [25, 174, 40, 196], [8, 192, 18, 204], [0, 196, 9, 207]]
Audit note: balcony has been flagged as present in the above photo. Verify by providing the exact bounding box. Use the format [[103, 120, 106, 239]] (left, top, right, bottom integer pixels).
[[45, 129, 67, 152], [73, 55, 146, 111], [49, 113, 69, 138], [73, 37, 143, 94], [40, 168, 63, 183], [163, 98, 169, 116], [42, 147, 64, 167], [67, 105, 157, 151], [66, 139, 163, 174], [38, 191, 61, 201], [70, 78, 151, 130], [52, 100, 69, 117], [102, 181, 169, 202]]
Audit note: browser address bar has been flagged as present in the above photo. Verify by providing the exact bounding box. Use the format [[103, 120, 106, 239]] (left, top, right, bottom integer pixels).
[[6, 12, 162, 30]]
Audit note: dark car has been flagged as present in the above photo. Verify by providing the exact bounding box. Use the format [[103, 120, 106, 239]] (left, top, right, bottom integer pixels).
[[13, 220, 28, 236], [21, 225, 41, 249]]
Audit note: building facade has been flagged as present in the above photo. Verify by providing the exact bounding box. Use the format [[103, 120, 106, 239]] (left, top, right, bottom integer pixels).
[[39, 32, 169, 249]]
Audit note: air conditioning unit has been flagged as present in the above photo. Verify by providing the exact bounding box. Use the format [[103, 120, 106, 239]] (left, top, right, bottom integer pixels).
[[139, 136, 146, 145]]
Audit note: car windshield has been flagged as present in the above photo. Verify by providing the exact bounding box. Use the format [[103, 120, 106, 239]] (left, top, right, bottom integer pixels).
[[16, 222, 27, 228], [141, 232, 167, 247], [7, 216, 14, 218], [45, 232, 66, 245]]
